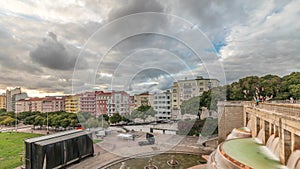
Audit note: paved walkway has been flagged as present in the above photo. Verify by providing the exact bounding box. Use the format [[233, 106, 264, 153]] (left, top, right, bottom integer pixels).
[[0, 124, 56, 135], [69, 132, 214, 169]]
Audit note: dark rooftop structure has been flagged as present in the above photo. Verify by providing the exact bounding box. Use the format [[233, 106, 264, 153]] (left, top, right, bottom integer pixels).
[[25, 130, 94, 169]]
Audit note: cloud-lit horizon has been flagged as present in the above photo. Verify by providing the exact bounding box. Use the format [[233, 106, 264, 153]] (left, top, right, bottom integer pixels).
[[0, 0, 299, 97]]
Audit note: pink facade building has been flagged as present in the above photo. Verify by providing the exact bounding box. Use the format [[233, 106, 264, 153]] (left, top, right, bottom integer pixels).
[[41, 97, 65, 113], [80, 91, 96, 115], [14, 90, 131, 115], [95, 91, 111, 115], [15, 98, 31, 113], [16, 98, 43, 113], [95, 90, 130, 116], [30, 98, 44, 112]]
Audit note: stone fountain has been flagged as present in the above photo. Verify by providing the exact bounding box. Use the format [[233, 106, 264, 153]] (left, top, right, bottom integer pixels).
[[144, 158, 158, 169], [119, 162, 129, 169], [167, 155, 179, 167]]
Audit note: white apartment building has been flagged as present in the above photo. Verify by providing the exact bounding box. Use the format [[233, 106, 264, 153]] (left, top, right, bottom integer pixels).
[[153, 91, 172, 120], [112, 91, 130, 115], [6, 88, 23, 112]]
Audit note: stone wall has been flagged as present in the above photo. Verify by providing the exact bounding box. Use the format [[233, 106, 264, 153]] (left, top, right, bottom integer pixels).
[[217, 101, 244, 143]]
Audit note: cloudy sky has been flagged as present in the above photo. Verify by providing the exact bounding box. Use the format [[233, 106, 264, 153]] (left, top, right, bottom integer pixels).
[[0, 0, 299, 96]]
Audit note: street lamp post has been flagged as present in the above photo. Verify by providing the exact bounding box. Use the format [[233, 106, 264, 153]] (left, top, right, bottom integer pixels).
[[101, 106, 104, 129], [15, 103, 18, 132], [47, 112, 49, 134]]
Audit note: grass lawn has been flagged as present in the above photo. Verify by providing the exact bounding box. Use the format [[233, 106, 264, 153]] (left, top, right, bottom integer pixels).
[[93, 139, 102, 144], [0, 132, 43, 169]]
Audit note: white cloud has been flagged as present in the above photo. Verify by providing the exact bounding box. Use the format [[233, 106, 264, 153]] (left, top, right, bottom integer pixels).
[[0, 0, 299, 94], [220, 0, 300, 82]]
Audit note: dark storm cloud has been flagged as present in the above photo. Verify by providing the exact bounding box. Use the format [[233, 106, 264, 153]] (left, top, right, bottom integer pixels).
[[30, 32, 78, 70], [47, 32, 57, 41]]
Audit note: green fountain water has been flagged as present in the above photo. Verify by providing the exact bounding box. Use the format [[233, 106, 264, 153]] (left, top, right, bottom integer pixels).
[[222, 138, 286, 169]]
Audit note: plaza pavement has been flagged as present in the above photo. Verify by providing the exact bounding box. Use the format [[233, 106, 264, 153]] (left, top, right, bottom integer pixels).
[[69, 131, 214, 169]]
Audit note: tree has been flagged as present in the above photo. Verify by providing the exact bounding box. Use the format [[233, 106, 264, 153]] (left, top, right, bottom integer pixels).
[[98, 114, 109, 122], [197, 72, 300, 107], [0, 111, 15, 118], [77, 112, 92, 123], [109, 113, 122, 124], [289, 84, 300, 99], [61, 118, 71, 128], [103, 114, 109, 122], [0, 116, 15, 126], [52, 115, 61, 128], [87, 118, 100, 128], [181, 96, 200, 115], [128, 106, 156, 122], [137, 105, 151, 112], [18, 111, 40, 120], [177, 118, 218, 136], [34, 115, 45, 128], [24, 115, 36, 127], [121, 116, 131, 123]]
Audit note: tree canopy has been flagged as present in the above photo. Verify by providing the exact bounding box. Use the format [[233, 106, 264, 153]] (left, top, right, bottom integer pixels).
[[199, 72, 300, 110], [125, 106, 156, 121]]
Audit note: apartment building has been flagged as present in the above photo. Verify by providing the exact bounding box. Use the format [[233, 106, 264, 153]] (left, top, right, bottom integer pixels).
[[15, 98, 31, 113], [129, 96, 135, 115], [42, 97, 65, 113], [153, 91, 172, 120], [171, 76, 219, 110], [112, 91, 130, 115], [171, 82, 179, 110], [65, 95, 81, 113], [96, 91, 111, 115], [0, 94, 6, 109], [196, 76, 220, 95], [15, 97, 44, 113], [96, 91, 130, 116], [30, 98, 44, 112], [6, 88, 28, 112], [80, 91, 96, 115], [134, 92, 153, 108]]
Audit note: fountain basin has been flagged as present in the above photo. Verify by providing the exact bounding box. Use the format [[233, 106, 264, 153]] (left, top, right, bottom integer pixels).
[[106, 153, 205, 169], [210, 138, 287, 169]]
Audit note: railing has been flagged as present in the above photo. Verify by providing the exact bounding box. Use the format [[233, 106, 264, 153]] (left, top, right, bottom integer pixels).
[[217, 101, 252, 106], [254, 103, 300, 118]]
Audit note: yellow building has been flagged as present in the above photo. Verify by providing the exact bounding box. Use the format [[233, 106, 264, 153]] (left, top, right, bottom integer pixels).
[[134, 92, 153, 109], [171, 76, 219, 110], [0, 94, 6, 109], [65, 95, 80, 113]]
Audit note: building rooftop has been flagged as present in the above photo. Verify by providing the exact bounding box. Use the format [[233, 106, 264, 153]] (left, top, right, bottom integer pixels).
[[30, 97, 44, 101]]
